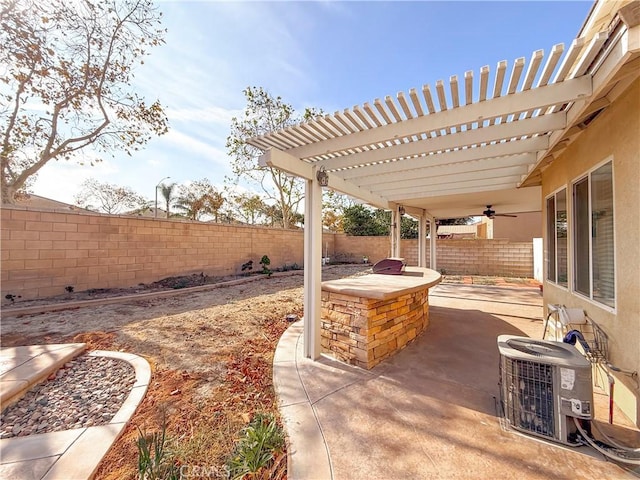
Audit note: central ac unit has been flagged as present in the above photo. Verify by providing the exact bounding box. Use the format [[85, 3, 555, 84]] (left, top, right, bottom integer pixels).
[[498, 335, 593, 446]]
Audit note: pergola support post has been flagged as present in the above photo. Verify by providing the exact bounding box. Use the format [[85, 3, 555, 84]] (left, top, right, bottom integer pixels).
[[418, 210, 427, 267], [303, 169, 323, 359], [393, 204, 402, 258], [427, 215, 437, 271]]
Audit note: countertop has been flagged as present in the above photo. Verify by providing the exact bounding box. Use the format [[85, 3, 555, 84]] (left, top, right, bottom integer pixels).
[[321, 267, 442, 301]]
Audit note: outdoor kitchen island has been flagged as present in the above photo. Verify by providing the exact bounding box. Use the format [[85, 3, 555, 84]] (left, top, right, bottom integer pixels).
[[321, 266, 442, 369]]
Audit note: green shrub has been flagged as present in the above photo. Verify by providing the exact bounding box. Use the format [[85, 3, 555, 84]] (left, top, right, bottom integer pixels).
[[259, 255, 272, 277], [226, 413, 285, 480], [136, 421, 179, 480]]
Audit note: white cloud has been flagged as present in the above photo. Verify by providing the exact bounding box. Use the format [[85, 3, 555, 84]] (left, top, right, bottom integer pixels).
[[31, 159, 120, 205], [168, 105, 241, 125], [162, 129, 228, 166]]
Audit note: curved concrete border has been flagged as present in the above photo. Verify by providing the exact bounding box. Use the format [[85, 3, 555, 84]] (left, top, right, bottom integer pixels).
[[1, 270, 305, 317], [273, 321, 333, 480], [0, 349, 151, 480]]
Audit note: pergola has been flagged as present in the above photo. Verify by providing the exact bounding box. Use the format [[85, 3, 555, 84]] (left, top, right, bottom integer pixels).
[[248, 2, 640, 360]]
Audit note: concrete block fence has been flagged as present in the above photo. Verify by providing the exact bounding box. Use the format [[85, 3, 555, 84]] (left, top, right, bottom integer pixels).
[[1, 206, 533, 300]]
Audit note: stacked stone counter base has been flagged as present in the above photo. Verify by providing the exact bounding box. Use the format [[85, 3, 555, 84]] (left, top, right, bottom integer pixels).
[[321, 267, 441, 369]]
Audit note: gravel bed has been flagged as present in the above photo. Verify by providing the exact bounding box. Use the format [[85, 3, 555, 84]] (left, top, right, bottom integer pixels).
[[0, 355, 136, 439]]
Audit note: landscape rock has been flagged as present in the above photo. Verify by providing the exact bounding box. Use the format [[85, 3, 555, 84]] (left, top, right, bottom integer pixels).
[[0, 355, 135, 438]]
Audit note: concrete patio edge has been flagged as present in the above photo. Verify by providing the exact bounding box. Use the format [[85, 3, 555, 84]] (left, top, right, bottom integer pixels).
[[0, 343, 87, 410], [273, 321, 333, 480], [0, 347, 151, 480]]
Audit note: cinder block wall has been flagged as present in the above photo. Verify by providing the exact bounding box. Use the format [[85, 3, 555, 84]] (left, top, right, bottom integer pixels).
[[431, 239, 533, 277], [333, 235, 390, 264], [2, 206, 532, 301], [335, 237, 532, 277], [1, 206, 326, 300]]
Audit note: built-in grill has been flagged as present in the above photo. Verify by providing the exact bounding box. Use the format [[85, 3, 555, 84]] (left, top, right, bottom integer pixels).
[[372, 258, 405, 275]]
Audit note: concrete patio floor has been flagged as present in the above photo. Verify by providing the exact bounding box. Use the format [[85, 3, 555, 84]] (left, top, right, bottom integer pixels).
[[274, 283, 640, 480]]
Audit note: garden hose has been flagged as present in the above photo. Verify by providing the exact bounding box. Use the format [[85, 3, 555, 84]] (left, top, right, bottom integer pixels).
[[573, 417, 640, 465]]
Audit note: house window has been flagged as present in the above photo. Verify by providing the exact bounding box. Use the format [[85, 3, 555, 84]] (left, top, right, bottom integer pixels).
[[573, 161, 615, 308], [546, 189, 567, 287]]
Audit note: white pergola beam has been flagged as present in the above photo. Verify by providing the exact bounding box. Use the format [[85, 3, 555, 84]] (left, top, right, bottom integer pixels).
[[258, 148, 313, 180], [379, 174, 523, 198], [327, 174, 389, 210], [354, 152, 536, 187], [340, 136, 547, 180], [327, 113, 560, 172], [386, 182, 518, 201], [259, 147, 389, 209], [364, 165, 529, 191], [286, 76, 591, 159]]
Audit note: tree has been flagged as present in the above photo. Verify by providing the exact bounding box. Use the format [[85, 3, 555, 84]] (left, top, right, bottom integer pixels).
[[174, 178, 225, 221], [322, 191, 353, 232], [342, 205, 389, 236], [226, 87, 321, 229], [159, 182, 176, 218], [74, 178, 147, 214], [231, 193, 267, 225], [342, 205, 419, 238], [1, 0, 168, 203]]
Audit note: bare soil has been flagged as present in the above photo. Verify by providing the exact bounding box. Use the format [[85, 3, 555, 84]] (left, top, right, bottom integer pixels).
[[0, 265, 371, 479]]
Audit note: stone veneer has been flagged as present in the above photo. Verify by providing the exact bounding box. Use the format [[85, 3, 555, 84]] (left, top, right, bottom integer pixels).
[[321, 287, 429, 369]]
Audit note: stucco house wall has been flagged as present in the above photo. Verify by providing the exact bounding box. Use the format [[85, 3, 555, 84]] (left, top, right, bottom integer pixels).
[[492, 211, 542, 242], [541, 78, 640, 425]]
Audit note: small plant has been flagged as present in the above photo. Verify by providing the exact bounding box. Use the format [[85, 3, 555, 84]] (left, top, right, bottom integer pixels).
[[136, 421, 179, 480], [226, 413, 285, 480], [65, 285, 74, 293], [241, 260, 254, 274], [4, 294, 21, 303], [259, 255, 272, 277], [172, 280, 189, 289]]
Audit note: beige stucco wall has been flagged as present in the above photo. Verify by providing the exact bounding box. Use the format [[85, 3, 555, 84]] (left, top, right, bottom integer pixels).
[[492, 211, 542, 242], [541, 78, 640, 425]]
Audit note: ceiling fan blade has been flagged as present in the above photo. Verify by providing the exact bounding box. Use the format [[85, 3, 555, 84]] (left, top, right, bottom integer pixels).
[[495, 214, 518, 218]]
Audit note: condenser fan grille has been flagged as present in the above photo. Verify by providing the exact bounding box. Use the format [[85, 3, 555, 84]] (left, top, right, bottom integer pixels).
[[506, 338, 574, 359], [502, 357, 555, 438]]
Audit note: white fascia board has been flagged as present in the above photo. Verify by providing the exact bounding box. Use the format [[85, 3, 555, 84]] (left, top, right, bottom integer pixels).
[[327, 175, 389, 210], [354, 153, 535, 187], [320, 112, 565, 171], [287, 76, 591, 159], [340, 136, 548, 180], [258, 148, 313, 180]]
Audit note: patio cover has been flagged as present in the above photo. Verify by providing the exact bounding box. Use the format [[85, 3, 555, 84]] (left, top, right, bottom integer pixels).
[[247, 1, 640, 359]]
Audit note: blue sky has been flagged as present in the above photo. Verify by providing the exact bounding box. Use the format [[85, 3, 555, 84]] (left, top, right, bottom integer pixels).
[[32, 0, 594, 205]]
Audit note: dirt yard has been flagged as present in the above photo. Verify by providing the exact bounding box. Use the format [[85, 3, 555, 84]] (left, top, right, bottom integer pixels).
[[0, 265, 370, 479]]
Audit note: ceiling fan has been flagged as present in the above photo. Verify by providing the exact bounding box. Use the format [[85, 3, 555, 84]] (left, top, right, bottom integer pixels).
[[482, 205, 517, 219]]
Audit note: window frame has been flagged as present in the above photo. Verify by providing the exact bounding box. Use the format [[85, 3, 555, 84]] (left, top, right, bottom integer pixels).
[[570, 157, 616, 312], [545, 187, 568, 289]]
